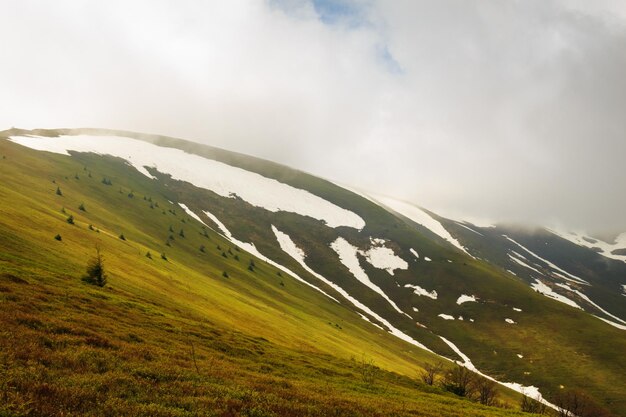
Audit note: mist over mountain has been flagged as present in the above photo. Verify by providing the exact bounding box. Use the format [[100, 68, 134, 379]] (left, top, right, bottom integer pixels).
[[2, 1, 626, 234]]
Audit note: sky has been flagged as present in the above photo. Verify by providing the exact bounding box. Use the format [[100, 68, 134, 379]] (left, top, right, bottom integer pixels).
[[1, 0, 625, 235]]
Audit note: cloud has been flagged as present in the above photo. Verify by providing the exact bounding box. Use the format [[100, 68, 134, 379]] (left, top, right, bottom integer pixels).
[[1, 0, 625, 234]]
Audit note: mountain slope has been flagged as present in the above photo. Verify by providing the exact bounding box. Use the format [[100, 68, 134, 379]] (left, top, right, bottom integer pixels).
[[1, 128, 624, 416]]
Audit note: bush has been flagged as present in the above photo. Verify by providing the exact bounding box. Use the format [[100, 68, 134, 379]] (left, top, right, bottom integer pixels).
[[79, 203, 86, 211], [66, 215, 74, 225], [54, 234, 62, 241], [161, 253, 167, 260], [145, 251, 152, 259], [420, 362, 443, 386], [222, 271, 229, 278], [82, 246, 107, 287], [441, 364, 474, 397], [119, 233, 126, 241]]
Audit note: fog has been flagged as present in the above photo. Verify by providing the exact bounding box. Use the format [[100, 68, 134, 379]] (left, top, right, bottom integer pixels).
[[1, 0, 625, 235]]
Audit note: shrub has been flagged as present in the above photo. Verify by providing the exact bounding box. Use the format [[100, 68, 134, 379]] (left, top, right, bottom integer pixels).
[[145, 251, 152, 259], [161, 253, 168, 260], [420, 362, 443, 386], [119, 233, 126, 241], [82, 246, 107, 287], [222, 271, 229, 278], [441, 364, 474, 397], [66, 215, 74, 225], [54, 234, 62, 241], [79, 203, 86, 211], [56, 186, 62, 196]]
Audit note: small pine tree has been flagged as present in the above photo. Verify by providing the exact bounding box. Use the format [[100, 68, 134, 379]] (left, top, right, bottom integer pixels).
[[169, 225, 174, 233], [79, 203, 86, 211], [234, 254, 239, 261], [82, 246, 107, 287], [222, 252, 227, 258], [88, 172, 92, 178], [66, 215, 74, 224], [56, 186, 62, 196], [222, 271, 229, 278], [248, 264, 255, 272], [179, 229, 185, 238], [61, 207, 66, 214], [119, 233, 126, 241], [199, 245, 205, 253], [161, 253, 167, 261], [145, 251, 152, 259], [54, 234, 62, 241], [88, 224, 94, 231], [74, 173, 79, 180]]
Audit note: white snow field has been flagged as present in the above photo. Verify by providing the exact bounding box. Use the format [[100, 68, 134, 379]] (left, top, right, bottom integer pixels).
[[504, 235, 589, 285], [438, 314, 455, 320], [360, 238, 408, 275], [530, 280, 582, 310], [9, 134, 365, 229], [368, 193, 472, 256], [456, 294, 477, 305], [548, 228, 626, 263], [404, 284, 438, 300], [201, 209, 339, 303], [330, 237, 409, 317], [272, 227, 432, 352], [178, 203, 209, 227], [439, 336, 560, 411]]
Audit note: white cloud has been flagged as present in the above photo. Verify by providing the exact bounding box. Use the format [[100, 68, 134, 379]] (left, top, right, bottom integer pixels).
[[1, 0, 625, 233]]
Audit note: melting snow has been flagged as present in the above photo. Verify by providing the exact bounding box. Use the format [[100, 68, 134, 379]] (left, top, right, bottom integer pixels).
[[513, 307, 522, 312], [10, 134, 365, 229], [424, 257, 432, 262], [555, 283, 626, 325], [505, 318, 516, 324], [439, 336, 560, 411], [368, 194, 472, 257], [412, 307, 419, 312], [531, 280, 582, 310], [517, 354, 524, 359], [438, 314, 455, 320], [201, 209, 339, 302], [273, 227, 432, 351], [456, 294, 477, 305], [357, 313, 384, 330], [404, 284, 438, 300], [331, 237, 410, 317], [455, 222, 484, 236], [360, 238, 408, 275], [548, 228, 626, 263], [508, 252, 543, 275], [593, 315, 626, 331], [410, 248, 419, 259], [178, 203, 208, 227], [623, 284, 626, 297], [504, 235, 589, 285]]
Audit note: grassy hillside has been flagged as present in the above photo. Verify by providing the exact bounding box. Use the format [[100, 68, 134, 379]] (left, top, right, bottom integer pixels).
[[0, 137, 535, 416]]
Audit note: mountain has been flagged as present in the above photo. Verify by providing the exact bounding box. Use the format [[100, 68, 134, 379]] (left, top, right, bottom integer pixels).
[[1, 128, 624, 417]]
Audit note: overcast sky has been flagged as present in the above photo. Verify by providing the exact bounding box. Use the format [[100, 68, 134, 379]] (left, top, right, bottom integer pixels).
[[2, 0, 625, 234]]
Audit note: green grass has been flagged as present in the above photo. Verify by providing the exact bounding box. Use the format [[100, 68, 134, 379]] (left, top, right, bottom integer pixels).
[[0, 137, 537, 416]]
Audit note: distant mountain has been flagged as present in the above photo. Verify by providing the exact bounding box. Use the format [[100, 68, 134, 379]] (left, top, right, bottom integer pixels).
[[1, 127, 624, 416]]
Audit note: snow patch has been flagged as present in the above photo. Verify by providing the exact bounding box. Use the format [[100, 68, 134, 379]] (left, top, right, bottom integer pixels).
[[508, 252, 543, 275], [368, 193, 472, 257], [412, 307, 419, 312], [360, 239, 408, 275], [531, 279, 582, 310], [455, 222, 484, 236], [456, 294, 477, 305], [504, 235, 589, 285], [548, 228, 626, 263], [330, 237, 410, 317], [505, 318, 516, 324], [593, 315, 626, 330], [404, 284, 438, 300], [517, 354, 524, 359], [439, 336, 560, 411], [178, 203, 208, 227], [513, 307, 522, 312], [10, 134, 365, 229], [273, 227, 432, 351], [424, 257, 432, 262], [556, 283, 626, 325], [410, 248, 419, 259], [201, 209, 339, 302], [438, 314, 455, 320]]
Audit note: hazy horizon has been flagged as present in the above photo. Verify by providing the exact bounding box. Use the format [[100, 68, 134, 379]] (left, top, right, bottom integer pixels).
[[2, 1, 625, 235]]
